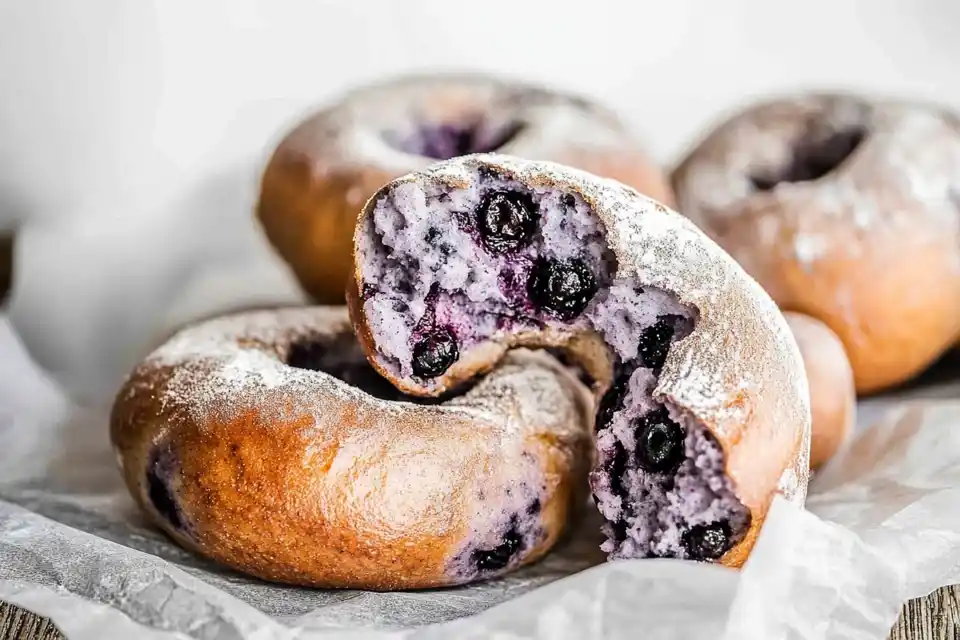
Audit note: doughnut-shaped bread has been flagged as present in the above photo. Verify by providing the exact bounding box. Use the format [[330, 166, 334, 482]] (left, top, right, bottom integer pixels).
[[110, 307, 593, 589], [783, 312, 855, 469], [348, 154, 811, 568], [258, 73, 671, 304], [672, 94, 960, 393]]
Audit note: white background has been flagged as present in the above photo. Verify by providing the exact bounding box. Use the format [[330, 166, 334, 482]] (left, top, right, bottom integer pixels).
[[1, 0, 958, 397]]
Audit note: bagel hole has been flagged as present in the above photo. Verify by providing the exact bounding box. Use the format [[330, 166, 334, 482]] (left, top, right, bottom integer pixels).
[[750, 126, 867, 191], [357, 163, 753, 561], [286, 335, 474, 403], [386, 120, 525, 160]]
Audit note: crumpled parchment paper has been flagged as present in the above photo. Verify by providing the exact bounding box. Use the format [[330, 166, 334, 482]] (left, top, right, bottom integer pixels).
[[3, 306, 960, 640]]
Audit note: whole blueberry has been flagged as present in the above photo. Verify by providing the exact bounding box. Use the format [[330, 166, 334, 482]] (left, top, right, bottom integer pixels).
[[411, 327, 459, 379], [682, 521, 732, 561], [639, 315, 682, 371], [477, 191, 539, 253], [634, 408, 685, 474], [146, 460, 183, 530], [472, 526, 524, 573], [527, 258, 597, 320]]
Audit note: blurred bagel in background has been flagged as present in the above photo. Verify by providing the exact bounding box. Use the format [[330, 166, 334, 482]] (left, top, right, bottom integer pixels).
[[257, 73, 672, 304], [672, 93, 960, 394]]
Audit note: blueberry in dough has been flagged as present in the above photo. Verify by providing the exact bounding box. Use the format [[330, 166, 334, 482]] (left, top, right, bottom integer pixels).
[[639, 315, 683, 371], [471, 524, 525, 573], [634, 408, 685, 475], [412, 328, 459, 379], [146, 456, 183, 530], [527, 257, 597, 320], [682, 521, 732, 561], [477, 191, 539, 253]]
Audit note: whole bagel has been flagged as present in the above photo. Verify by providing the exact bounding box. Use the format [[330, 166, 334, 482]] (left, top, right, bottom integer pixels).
[[672, 94, 960, 393], [257, 73, 671, 303], [348, 154, 811, 568], [111, 307, 593, 589]]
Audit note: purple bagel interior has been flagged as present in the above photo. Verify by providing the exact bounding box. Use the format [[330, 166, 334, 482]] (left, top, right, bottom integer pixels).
[[355, 163, 751, 561]]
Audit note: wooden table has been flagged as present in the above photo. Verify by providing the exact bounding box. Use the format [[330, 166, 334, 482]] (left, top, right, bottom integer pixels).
[[3, 586, 959, 639]]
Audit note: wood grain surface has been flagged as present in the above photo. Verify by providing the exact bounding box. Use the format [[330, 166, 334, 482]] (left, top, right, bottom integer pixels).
[[3, 585, 960, 639]]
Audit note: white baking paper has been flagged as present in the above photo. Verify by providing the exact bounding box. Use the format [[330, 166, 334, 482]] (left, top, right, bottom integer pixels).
[[3, 307, 960, 640]]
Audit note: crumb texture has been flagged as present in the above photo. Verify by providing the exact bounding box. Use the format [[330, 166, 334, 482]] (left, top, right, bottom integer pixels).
[[356, 161, 753, 560]]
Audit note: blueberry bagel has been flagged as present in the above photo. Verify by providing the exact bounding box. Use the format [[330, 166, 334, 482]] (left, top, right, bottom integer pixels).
[[257, 73, 671, 303], [348, 154, 811, 567], [672, 94, 960, 393], [111, 307, 592, 589]]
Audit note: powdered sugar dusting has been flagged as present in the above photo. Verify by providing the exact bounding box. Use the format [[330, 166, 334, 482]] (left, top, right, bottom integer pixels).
[[351, 154, 811, 564], [114, 306, 593, 587], [673, 95, 960, 273], [278, 73, 632, 181]]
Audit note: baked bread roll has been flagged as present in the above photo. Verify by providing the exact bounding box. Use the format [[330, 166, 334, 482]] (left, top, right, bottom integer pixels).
[[111, 307, 593, 589], [672, 94, 960, 393], [348, 154, 811, 567]]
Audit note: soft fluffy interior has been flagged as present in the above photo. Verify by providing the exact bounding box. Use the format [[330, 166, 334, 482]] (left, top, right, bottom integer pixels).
[[357, 166, 751, 560], [384, 120, 524, 160], [750, 125, 866, 191]]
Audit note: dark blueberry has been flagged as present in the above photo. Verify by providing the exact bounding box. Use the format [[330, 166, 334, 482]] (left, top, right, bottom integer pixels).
[[606, 441, 628, 497], [527, 258, 597, 320], [477, 191, 539, 253], [425, 227, 442, 245], [595, 368, 635, 433], [751, 126, 866, 192], [527, 498, 542, 515], [411, 327, 459, 379], [561, 193, 576, 209], [146, 461, 183, 530], [639, 315, 682, 371], [395, 280, 414, 296], [610, 518, 628, 543], [472, 525, 524, 573], [634, 408, 685, 474], [682, 521, 732, 561]]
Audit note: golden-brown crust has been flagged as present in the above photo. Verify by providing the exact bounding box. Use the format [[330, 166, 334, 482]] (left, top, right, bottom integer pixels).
[[348, 155, 811, 568], [111, 307, 592, 589], [783, 312, 856, 470], [258, 74, 670, 304], [672, 94, 960, 394]]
